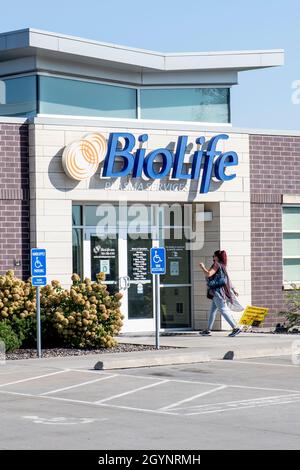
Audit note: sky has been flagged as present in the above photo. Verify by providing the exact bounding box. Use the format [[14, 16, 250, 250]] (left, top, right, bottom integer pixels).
[[0, 0, 299, 130]]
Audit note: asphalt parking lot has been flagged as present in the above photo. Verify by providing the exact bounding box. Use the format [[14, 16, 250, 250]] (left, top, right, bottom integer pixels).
[[1, 355, 300, 450]]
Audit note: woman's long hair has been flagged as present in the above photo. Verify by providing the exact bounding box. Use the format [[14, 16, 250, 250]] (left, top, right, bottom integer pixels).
[[214, 250, 227, 266], [214, 250, 233, 302]]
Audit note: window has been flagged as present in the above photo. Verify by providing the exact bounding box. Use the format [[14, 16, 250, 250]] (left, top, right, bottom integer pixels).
[[0, 73, 230, 123], [0, 75, 37, 117], [140, 87, 230, 123], [39, 75, 137, 118], [283, 207, 300, 283]]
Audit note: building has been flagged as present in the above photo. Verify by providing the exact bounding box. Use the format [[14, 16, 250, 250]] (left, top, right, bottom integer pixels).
[[0, 28, 298, 333]]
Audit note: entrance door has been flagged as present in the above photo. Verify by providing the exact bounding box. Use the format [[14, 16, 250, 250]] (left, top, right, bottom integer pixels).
[[125, 233, 154, 331], [83, 225, 191, 332], [84, 228, 155, 332], [160, 231, 192, 329]]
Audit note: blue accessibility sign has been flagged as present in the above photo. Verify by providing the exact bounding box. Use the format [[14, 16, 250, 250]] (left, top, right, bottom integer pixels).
[[32, 276, 47, 287], [31, 249, 47, 277], [150, 247, 166, 275]]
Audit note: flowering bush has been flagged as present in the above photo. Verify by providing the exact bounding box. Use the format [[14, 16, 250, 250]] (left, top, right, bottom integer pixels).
[[0, 270, 123, 350], [0, 270, 36, 320], [41, 273, 123, 348]]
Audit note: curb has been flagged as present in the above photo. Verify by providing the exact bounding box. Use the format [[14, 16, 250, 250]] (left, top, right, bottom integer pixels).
[[94, 345, 293, 370]]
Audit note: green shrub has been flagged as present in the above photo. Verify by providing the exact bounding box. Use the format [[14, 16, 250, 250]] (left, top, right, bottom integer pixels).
[[0, 321, 22, 352], [0, 270, 36, 347], [281, 284, 300, 329]]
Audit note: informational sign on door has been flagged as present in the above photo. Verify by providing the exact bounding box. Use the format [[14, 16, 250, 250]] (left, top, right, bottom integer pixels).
[[130, 247, 149, 281], [137, 282, 144, 294], [170, 261, 179, 276], [100, 259, 110, 275]]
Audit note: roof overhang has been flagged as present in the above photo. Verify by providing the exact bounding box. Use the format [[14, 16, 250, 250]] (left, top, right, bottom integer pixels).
[[0, 28, 284, 86]]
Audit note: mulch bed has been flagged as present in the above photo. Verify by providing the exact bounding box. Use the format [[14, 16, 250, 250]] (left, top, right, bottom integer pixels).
[[6, 343, 176, 360]]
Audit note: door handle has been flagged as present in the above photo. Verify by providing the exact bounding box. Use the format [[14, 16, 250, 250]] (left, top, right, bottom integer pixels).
[[118, 276, 131, 290]]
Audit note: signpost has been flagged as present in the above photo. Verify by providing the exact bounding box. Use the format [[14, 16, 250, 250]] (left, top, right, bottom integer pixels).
[[31, 249, 47, 358], [150, 247, 166, 350]]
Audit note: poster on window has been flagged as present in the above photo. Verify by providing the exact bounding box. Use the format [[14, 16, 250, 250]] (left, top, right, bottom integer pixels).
[[100, 259, 110, 275]]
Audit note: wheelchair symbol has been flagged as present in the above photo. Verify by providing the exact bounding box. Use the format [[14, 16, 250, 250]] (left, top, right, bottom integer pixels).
[[153, 250, 163, 264], [34, 258, 43, 269]]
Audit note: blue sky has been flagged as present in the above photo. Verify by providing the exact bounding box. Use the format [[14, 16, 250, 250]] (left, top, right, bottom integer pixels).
[[1, 0, 299, 130]]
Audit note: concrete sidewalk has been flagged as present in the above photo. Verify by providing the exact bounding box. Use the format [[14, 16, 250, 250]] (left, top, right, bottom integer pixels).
[[4, 332, 298, 370], [98, 332, 296, 370]]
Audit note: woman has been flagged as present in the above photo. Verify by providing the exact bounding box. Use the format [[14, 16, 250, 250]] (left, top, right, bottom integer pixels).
[[199, 250, 242, 337]]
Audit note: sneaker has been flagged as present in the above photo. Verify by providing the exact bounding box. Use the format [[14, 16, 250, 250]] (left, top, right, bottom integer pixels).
[[228, 328, 242, 337], [200, 329, 211, 336]]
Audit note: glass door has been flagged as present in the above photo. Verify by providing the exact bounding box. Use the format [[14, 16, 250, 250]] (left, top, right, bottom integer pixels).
[[160, 230, 192, 329], [125, 234, 154, 331], [84, 230, 119, 294], [84, 228, 155, 332]]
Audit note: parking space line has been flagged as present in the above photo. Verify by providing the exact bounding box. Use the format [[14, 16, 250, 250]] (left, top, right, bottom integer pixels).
[[213, 359, 298, 368], [94, 379, 170, 404], [0, 389, 95, 405], [159, 385, 227, 411], [180, 393, 300, 412], [0, 389, 177, 416], [0, 369, 70, 388], [41, 374, 119, 396], [98, 402, 178, 415], [116, 373, 300, 394], [185, 394, 300, 416]]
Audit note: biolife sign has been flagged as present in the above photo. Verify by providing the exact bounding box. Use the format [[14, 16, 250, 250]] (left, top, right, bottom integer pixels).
[[62, 132, 238, 193]]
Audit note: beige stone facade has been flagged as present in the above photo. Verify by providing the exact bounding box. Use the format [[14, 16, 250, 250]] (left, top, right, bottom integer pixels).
[[29, 119, 251, 332]]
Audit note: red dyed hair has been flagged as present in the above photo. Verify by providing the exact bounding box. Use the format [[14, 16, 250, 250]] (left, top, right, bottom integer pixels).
[[214, 250, 227, 266]]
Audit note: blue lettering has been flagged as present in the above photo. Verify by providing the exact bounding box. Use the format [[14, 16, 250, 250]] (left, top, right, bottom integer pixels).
[[143, 149, 173, 179], [200, 134, 228, 193], [101, 132, 238, 193], [214, 151, 238, 181], [191, 137, 205, 180], [103, 132, 135, 177], [172, 136, 191, 179]]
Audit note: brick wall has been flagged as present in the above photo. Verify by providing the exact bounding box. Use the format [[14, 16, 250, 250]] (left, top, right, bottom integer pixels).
[[0, 122, 30, 279], [250, 134, 300, 326]]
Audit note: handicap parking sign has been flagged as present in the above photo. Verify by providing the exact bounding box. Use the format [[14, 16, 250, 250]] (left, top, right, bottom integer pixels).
[[31, 249, 47, 276], [150, 247, 166, 275]]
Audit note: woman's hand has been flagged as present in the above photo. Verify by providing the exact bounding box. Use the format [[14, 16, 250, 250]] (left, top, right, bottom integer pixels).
[[233, 289, 239, 296], [199, 262, 206, 270]]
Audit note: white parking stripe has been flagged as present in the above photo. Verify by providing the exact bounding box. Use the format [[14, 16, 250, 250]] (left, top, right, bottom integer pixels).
[[41, 374, 118, 395], [159, 385, 227, 411], [98, 402, 178, 415], [0, 369, 70, 388], [179, 393, 300, 411], [213, 359, 298, 368], [94, 379, 169, 404], [0, 389, 177, 415], [185, 394, 300, 416], [0, 389, 95, 405], [116, 373, 300, 394]]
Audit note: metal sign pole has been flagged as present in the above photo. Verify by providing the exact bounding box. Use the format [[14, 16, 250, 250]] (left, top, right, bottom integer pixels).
[[36, 286, 42, 358], [155, 274, 160, 350]]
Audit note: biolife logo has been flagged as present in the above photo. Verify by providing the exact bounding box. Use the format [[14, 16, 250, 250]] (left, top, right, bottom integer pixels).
[[62, 132, 238, 193]]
